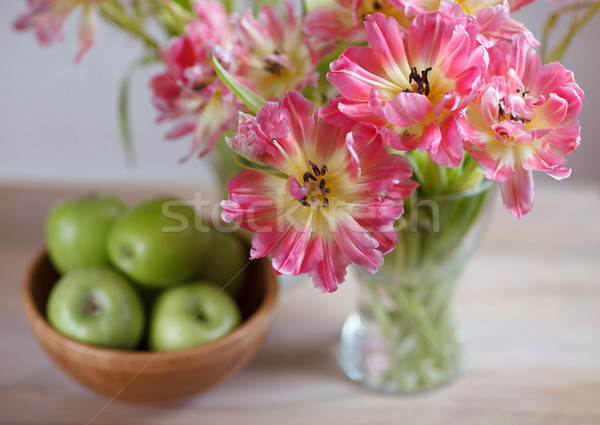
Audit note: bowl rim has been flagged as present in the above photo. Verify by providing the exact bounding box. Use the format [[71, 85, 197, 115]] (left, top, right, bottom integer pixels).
[[22, 248, 279, 361]]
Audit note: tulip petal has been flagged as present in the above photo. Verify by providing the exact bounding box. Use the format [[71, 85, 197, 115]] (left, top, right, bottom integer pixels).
[[499, 166, 534, 218]]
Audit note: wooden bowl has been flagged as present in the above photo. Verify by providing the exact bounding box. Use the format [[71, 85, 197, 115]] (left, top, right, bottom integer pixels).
[[22, 249, 278, 405]]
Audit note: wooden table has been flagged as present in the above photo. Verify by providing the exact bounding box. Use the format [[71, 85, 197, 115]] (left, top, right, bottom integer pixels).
[[1, 181, 599, 425]]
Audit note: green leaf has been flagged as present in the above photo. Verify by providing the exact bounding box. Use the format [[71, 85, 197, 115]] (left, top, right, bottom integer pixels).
[[210, 50, 266, 115]]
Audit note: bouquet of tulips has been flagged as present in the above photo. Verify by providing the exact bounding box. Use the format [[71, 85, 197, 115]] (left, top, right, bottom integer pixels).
[[14, 0, 588, 292]]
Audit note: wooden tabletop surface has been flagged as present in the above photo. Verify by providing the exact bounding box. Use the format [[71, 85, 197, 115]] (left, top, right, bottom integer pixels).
[[1, 181, 599, 425]]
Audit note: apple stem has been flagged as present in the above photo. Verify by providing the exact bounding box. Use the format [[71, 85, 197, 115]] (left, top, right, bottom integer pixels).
[[120, 245, 135, 260], [86, 299, 101, 316]]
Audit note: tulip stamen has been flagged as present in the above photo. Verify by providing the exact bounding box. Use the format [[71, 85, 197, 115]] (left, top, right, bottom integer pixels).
[[408, 66, 432, 96], [498, 102, 531, 124], [264, 59, 283, 76], [298, 162, 331, 208]]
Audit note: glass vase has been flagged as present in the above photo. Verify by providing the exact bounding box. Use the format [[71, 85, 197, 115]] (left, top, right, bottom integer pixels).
[[338, 180, 494, 393]]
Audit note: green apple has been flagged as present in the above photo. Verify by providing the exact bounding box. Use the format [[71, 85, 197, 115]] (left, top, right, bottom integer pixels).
[[45, 194, 126, 273], [46, 267, 145, 350], [107, 197, 209, 287], [197, 230, 248, 297], [148, 282, 241, 352]]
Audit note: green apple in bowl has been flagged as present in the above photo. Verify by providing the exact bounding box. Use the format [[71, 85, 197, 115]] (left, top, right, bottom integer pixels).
[[45, 194, 126, 273], [107, 197, 209, 287], [197, 230, 248, 297], [46, 267, 145, 350], [148, 282, 241, 352]]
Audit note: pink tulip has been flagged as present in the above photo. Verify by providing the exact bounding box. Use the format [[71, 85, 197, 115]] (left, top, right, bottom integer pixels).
[[327, 10, 487, 167], [232, 1, 331, 101], [460, 35, 583, 217], [222, 92, 417, 292], [149, 1, 242, 160]]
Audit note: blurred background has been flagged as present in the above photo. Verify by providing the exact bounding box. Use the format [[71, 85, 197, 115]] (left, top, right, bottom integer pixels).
[[0, 0, 598, 187]]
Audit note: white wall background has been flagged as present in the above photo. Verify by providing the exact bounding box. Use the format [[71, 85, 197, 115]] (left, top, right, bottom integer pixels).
[[0, 1, 598, 186]]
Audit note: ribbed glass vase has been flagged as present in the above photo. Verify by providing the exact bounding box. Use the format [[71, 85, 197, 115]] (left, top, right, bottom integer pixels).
[[338, 180, 494, 393]]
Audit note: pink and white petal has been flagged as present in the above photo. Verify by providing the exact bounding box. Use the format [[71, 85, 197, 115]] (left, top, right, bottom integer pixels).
[[266, 2, 292, 39], [344, 131, 362, 181], [222, 170, 287, 231], [353, 156, 414, 195], [470, 140, 516, 182], [269, 228, 324, 275], [378, 127, 409, 151], [280, 91, 317, 151], [367, 228, 398, 255], [436, 0, 467, 18], [387, 178, 420, 200], [499, 165, 534, 218], [308, 240, 349, 293], [454, 64, 486, 104], [407, 11, 449, 68], [486, 18, 539, 47], [372, 91, 433, 127], [530, 61, 569, 99], [150, 73, 182, 105], [165, 120, 196, 139], [74, 4, 96, 63], [492, 120, 528, 144], [351, 198, 405, 232], [546, 166, 571, 180], [256, 101, 289, 138], [44, 7, 73, 43], [529, 93, 568, 129], [348, 123, 397, 170], [427, 117, 464, 167], [364, 13, 410, 75], [287, 175, 308, 200], [338, 100, 388, 126], [351, 198, 404, 256], [347, 125, 415, 192], [437, 25, 473, 79], [228, 114, 270, 160], [304, 6, 364, 43], [400, 0, 429, 17], [520, 144, 568, 173], [328, 47, 392, 101], [410, 119, 442, 150], [171, 35, 200, 71], [540, 125, 581, 156], [434, 91, 461, 116], [478, 85, 502, 126], [487, 35, 527, 78], [475, 4, 509, 33], [193, 1, 231, 38], [553, 85, 584, 125], [333, 215, 382, 274], [13, 1, 45, 31], [315, 121, 351, 161], [319, 97, 362, 128], [394, 125, 437, 151]]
